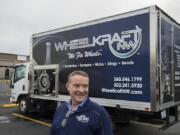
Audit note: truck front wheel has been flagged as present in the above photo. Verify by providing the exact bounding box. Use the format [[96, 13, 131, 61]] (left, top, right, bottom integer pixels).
[[19, 97, 31, 114]]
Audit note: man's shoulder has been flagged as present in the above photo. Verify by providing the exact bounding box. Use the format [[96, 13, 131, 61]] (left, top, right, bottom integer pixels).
[[86, 98, 107, 113], [86, 99, 111, 125], [56, 102, 67, 112]]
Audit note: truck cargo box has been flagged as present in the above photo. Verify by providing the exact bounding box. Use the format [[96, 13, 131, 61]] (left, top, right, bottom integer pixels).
[[31, 5, 180, 112]]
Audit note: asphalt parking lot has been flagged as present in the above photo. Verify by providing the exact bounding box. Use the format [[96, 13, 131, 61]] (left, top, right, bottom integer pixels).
[[0, 84, 50, 135], [0, 83, 180, 135]]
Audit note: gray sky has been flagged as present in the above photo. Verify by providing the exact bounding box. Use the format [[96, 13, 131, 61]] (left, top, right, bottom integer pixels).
[[0, 0, 180, 55]]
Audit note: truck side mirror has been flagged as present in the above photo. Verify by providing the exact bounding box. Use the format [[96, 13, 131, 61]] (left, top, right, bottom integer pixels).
[[9, 79, 14, 88]]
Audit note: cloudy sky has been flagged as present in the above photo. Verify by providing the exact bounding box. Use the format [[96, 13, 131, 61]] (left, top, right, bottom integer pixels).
[[0, 0, 179, 55]]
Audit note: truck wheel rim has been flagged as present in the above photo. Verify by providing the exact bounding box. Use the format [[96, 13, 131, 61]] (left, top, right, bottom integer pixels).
[[20, 101, 26, 112]]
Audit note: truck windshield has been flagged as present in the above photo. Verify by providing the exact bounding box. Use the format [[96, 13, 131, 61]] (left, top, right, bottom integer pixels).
[[14, 65, 26, 83]]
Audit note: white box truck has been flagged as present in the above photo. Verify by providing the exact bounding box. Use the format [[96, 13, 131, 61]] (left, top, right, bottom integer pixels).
[[10, 5, 180, 127]]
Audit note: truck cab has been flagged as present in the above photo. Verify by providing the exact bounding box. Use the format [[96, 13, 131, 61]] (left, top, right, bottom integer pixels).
[[10, 62, 57, 114], [10, 63, 30, 107]]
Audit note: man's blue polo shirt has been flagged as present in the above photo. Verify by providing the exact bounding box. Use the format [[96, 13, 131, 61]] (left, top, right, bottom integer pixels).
[[50, 98, 113, 135]]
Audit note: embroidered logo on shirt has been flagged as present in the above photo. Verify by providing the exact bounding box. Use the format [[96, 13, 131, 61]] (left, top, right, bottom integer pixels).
[[76, 115, 89, 123]]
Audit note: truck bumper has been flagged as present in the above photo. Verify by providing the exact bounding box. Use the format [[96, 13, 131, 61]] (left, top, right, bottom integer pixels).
[[10, 96, 16, 103]]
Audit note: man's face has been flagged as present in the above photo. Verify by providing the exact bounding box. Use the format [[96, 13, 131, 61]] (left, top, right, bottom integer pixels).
[[66, 75, 89, 106]]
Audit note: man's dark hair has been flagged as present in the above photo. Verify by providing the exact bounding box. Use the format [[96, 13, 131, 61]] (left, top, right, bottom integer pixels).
[[67, 70, 89, 83]]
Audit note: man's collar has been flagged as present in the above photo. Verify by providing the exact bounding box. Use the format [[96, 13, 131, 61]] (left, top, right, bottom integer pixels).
[[66, 98, 88, 112]]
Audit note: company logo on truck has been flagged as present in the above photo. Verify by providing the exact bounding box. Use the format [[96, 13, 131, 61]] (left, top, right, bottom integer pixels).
[[33, 26, 142, 59], [55, 26, 142, 59], [108, 26, 142, 59]]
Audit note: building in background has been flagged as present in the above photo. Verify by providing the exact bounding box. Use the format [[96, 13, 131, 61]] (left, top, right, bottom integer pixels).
[[0, 53, 29, 80]]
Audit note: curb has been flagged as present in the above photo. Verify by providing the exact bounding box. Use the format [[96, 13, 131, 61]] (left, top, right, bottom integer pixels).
[[0, 104, 18, 108], [12, 113, 52, 127]]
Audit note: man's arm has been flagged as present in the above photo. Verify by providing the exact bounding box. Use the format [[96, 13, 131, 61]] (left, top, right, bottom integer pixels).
[[100, 108, 113, 135]]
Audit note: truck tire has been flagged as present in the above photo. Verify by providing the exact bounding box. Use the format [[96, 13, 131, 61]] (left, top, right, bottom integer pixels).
[[19, 97, 31, 114]]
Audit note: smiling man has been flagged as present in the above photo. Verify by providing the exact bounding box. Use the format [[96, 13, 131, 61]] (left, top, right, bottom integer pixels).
[[50, 70, 113, 135]]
